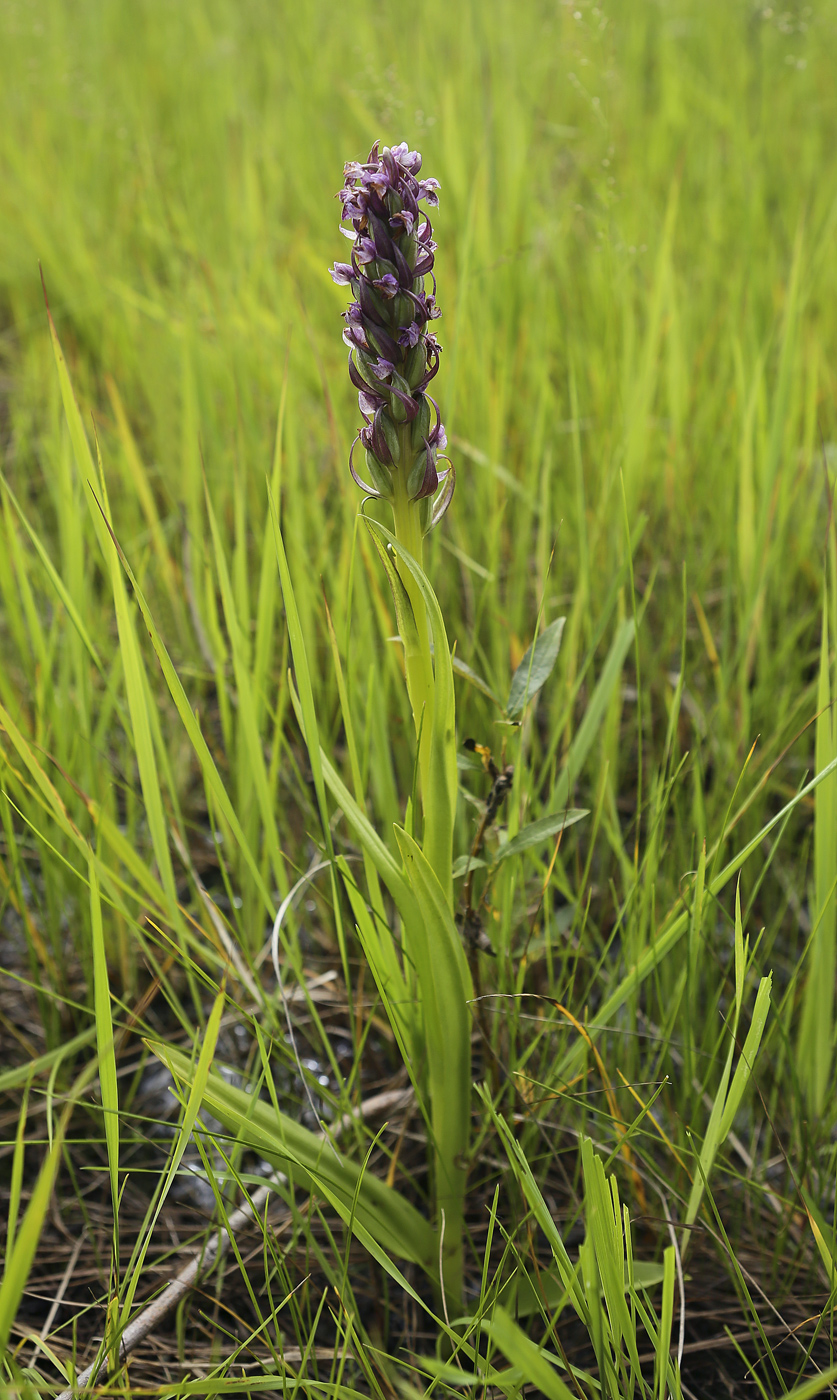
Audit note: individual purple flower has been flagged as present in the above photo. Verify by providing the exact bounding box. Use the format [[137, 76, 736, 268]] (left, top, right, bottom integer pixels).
[[331, 140, 454, 530]]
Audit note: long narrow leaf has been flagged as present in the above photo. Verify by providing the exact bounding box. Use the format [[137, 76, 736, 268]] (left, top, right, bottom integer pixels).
[[146, 1039, 436, 1270]]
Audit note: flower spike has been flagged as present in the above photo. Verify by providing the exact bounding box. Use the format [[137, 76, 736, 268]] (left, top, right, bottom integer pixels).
[[331, 141, 453, 531]]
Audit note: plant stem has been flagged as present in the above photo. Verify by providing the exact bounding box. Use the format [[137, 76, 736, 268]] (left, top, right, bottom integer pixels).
[[391, 458, 435, 836]]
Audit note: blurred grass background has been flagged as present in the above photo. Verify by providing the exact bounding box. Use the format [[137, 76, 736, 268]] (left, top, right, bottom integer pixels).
[[2, 0, 837, 1391]]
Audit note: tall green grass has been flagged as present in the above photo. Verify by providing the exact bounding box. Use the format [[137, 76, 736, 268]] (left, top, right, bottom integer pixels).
[[2, 0, 837, 1394]]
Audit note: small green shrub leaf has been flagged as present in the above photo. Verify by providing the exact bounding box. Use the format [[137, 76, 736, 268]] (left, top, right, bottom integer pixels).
[[494, 809, 589, 863], [507, 618, 565, 717]]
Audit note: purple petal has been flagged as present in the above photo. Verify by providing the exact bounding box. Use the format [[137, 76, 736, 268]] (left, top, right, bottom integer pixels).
[[390, 142, 421, 173], [342, 324, 369, 352], [390, 209, 415, 237], [373, 273, 399, 299], [355, 236, 377, 264], [417, 178, 441, 207], [330, 262, 355, 286], [370, 358, 395, 380], [398, 322, 421, 349], [358, 390, 385, 417]]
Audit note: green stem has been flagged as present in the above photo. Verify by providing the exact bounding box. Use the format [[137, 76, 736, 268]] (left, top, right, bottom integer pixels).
[[391, 464, 435, 831]]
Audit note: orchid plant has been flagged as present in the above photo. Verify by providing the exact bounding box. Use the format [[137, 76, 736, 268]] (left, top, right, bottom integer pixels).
[[329, 141, 471, 1306]]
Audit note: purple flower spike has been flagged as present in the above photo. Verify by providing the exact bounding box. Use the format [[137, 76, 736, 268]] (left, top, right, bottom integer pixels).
[[332, 140, 453, 526]]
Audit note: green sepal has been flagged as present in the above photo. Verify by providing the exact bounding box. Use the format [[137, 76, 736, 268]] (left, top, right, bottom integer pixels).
[[404, 340, 427, 389], [407, 451, 429, 498], [364, 452, 394, 499], [388, 369, 413, 423], [411, 394, 431, 448], [378, 411, 401, 464]]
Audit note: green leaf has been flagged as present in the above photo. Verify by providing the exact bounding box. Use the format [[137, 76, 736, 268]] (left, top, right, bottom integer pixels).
[[451, 654, 502, 706], [510, 1258, 667, 1319], [338, 855, 420, 1066], [90, 853, 120, 1223], [507, 617, 566, 718], [394, 827, 472, 1304], [481, 1306, 577, 1400], [0, 474, 103, 673], [656, 1247, 676, 1400], [365, 516, 458, 908], [557, 749, 835, 1084], [553, 618, 635, 808], [798, 576, 837, 1114], [718, 971, 772, 1140], [494, 809, 588, 864], [122, 989, 225, 1322], [0, 1115, 67, 1360], [287, 682, 414, 916], [145, 1040, 436, 1271], [479, 1085, 586, 1322], [452, 854, 488, 879], [0, 1028, 96, 1096], [88, 527, 275, 917]]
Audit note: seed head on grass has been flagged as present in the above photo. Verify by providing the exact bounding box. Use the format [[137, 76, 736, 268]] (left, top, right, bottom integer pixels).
[[330, 140, 453, 531]]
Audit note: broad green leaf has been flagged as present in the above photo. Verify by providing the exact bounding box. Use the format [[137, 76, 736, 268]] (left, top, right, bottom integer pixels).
[[507, 617, 566, 718], [481, 1306, 577, 1400], [365, 517, 458, 908], [394, 827, 472, 1303], [146, 1040, 436, 1271], [494, 809, 589, 864], [337, 855, 420, 1066], [324, 596, 386, 930], [287, 682, 414, 915]]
